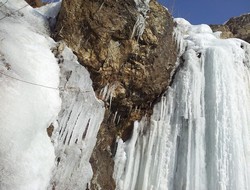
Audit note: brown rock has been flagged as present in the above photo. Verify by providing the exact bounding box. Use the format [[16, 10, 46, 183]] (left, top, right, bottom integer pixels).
[[54, 0, 177, 189], [210, 13, 250, 43], [90, 122, 116, 190], [46, 124, 54, 138], [25, 0, 44, 7], [210, 25, 234, 39], [225, 13, 250, 43]]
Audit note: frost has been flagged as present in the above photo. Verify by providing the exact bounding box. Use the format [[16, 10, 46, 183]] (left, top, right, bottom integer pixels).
[[134, 0, 150, 16], [131, 0, 150, 39], [131, 14, 146, 40]]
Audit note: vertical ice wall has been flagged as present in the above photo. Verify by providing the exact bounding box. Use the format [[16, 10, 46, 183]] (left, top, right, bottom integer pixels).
[[49, 47, 105, 190], [114, 18, 250, 190]]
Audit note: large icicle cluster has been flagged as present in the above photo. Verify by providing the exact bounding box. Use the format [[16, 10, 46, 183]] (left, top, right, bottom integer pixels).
[[49, 47, 105, 190], [114, 18, 250, 190]]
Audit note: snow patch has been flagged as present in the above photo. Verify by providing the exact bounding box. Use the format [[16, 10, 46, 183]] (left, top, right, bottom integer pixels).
[[0, 0, 61, 189]]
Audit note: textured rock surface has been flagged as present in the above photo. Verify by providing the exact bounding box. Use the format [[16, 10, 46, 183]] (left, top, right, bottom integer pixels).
[[211, 13, 250, 43], [210, 25, 234, 39], [55, 0, 176, 129], [225, 13, 250, 43], [55, 0, 177, 189], [25, 0, 44, 7]]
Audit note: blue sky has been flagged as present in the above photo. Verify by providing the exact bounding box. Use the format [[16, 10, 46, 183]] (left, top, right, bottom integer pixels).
[[43, 0, 249, 24], [158, 0, 250, 24]]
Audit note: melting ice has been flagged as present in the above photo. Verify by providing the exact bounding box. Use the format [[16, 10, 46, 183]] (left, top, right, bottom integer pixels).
[[114, 18, 250, 190]]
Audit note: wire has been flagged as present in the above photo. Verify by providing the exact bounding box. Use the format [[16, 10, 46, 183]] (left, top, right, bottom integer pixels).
[[0, 1, 91, 93], [0, 0, 59, 21], [14, 3, 30, 12], [0, 70, 92, 93], [0, 70, 59, 90], [0, 0, 34, 21]]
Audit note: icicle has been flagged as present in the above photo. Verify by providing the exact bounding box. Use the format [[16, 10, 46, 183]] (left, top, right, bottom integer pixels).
[[50, 47, 105, 190], [131, 14, 146, 40], [114, 18, 250, 190], [117, 114, 121, 124], [109, 92, 113, 110], [113, 111, 118, 123]]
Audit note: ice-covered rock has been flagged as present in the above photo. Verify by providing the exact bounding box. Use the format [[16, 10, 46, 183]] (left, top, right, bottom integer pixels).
[[114, 19, 250, 190]]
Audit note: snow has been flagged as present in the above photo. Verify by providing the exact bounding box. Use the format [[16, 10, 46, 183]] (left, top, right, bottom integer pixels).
[[114, 19, 250, 190], [0, 0, 61, 189]]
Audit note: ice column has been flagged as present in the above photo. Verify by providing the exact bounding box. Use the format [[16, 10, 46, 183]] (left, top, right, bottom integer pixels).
[[114, 21, 250, 190]]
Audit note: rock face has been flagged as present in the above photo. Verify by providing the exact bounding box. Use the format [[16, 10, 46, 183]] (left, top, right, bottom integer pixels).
[[225, 13, 250, 43], [210, 25, 234, 39], [211, 13, 250, 43], [55, 0, 176, 189], [25, 0, 44, 7]]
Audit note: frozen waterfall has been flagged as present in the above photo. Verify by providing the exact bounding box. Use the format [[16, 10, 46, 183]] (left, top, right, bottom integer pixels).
[[1, 1, 250, 189], [114, 18, 250, 190]]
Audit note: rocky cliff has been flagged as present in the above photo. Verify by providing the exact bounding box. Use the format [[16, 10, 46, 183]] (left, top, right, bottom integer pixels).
[[54, 0, 177, 189], [25, 0, 44, 7], [211, 13, 250, 42]]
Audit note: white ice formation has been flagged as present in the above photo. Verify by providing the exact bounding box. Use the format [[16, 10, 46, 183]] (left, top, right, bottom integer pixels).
[[1, 0, 250, 190], [49, 46, 105, 190], [114, 18, 250, 190], [131, 0, 150, 39], [0, 1, 104, 189]]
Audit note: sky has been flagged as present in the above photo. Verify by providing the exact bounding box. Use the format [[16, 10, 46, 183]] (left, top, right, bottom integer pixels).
[[158, 0, 250, 24], [42, 0, 249, 24]]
